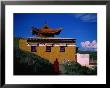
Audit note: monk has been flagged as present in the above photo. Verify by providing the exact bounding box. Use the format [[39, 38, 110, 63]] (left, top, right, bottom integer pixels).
[[53, 58, 59, 74]]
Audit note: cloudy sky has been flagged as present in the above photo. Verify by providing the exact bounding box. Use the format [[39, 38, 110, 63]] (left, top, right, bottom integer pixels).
[[14, 13, 97, 51]]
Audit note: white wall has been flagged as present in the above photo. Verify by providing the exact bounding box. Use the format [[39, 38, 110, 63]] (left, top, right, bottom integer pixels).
[[77, 53, 90, 67]]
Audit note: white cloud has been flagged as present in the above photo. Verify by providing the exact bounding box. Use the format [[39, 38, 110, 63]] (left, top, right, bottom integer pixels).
[[81, 42, 85, 47], [80, 40, 97, 51], [85, 41, 90, 47], [74, 13, 85, 18], [74, 13, 97, 22]]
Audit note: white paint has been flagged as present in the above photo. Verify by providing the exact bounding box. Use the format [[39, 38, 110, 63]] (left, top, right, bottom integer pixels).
[[77, 53, 90, 67], [27, 43, 76, 46], [5, 5, 106, 84]]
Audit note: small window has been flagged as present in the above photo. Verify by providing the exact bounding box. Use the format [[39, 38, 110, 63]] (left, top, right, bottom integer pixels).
[[60, 46, 65, 52], [46, 46, 51, 52], [31, 46, 36, 52]]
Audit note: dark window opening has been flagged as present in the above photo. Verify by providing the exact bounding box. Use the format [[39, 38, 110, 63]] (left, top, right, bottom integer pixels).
[[46, 46, 51, 52], [60, 46, 65, 52], [31, 46, 36, 52]]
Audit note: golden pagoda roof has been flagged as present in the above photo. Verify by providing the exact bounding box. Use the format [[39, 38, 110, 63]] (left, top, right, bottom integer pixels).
[[39, 28, 61, 34], [32, 24, 61, 35]]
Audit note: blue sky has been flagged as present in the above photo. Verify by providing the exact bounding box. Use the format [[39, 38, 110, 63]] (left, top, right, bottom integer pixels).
[[14, 13, 97, 50]]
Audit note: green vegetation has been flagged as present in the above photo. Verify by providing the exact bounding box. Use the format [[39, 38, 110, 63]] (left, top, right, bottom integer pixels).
[[14, 37, 19, 48], [14, 47, 54, 75], [60, 61, 97, 75], [90, 52, 97, 60]]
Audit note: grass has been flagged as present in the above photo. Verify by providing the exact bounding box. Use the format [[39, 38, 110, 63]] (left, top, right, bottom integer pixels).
[[14, 47, 54, 75]]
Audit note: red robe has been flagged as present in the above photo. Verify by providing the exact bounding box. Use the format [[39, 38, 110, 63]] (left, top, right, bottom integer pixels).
[[53, 59, 59, 74]]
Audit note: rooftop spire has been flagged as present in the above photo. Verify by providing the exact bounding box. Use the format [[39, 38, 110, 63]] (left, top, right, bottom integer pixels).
[[43, 21, 49, 29], [44, 23, 49, 29]]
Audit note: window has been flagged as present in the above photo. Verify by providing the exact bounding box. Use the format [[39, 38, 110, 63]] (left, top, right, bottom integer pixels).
[[46, 46, 51, 52], [31, 46, 36, 52], [60, 46, 65, 52]]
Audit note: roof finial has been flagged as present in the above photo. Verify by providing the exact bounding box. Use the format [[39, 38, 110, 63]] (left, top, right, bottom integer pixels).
[[44, 21, 49, 29]]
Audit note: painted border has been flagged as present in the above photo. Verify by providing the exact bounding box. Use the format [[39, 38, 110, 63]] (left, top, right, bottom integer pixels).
[[1, 1, 109, 88]]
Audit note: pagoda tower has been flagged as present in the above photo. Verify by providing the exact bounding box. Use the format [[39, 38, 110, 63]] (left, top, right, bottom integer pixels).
[[32, 24, 61, 37], [19, 24, 77, 64]]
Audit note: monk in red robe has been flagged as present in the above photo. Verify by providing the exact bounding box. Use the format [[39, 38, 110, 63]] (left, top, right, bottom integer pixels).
[[53, 58, 59, 74]]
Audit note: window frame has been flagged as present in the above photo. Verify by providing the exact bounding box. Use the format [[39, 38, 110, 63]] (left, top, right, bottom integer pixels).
[[46, 46, 51, 52], [60, 46, 65, 52], [31, 46, 36, 52]]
